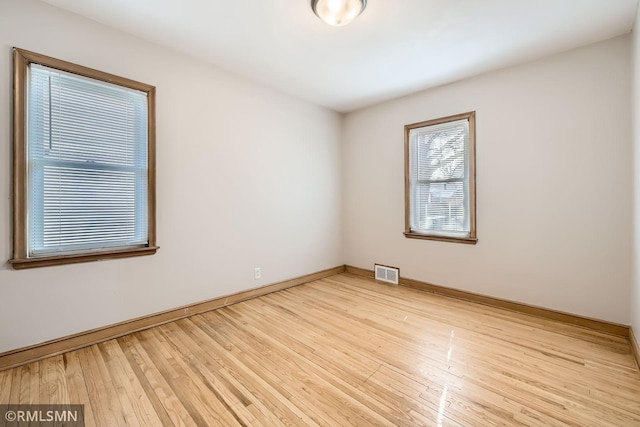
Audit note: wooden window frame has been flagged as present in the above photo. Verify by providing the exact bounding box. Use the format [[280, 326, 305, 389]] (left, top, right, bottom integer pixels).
[[404, 111, 477, 245], [10, 48, 158, 269]]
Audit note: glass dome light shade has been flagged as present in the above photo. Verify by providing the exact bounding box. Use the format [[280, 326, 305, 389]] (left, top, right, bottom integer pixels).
[[311, 0, 367, 26]]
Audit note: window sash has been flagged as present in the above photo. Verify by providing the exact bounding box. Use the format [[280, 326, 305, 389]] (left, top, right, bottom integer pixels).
[[411, 180, 468, 237]]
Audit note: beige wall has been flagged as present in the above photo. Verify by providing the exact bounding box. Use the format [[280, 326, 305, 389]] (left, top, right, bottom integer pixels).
[[0, 0, 343, 353], [632, 5, 640, 343], [343, 35, 633, 324]]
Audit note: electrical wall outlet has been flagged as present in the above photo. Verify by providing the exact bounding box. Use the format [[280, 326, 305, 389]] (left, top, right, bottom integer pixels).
[[254, 267, 261, 280]]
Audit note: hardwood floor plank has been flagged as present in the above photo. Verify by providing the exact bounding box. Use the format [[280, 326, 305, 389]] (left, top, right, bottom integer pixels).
[[46, 355, 69, 404], [134, 328, 228, 427], [0, 273, 638, 426], [78, 345, 128, 426], [8, 364, 22, 404], [154, 324, 248, 427], [119, 334, 193, 427], [99, 340, 164, 427], [95, 343, 141, 426], [17, 362, 37, 405], [0, 367, 12, 404], [63, 351, 97, 427], [36, 359, 47, 406]]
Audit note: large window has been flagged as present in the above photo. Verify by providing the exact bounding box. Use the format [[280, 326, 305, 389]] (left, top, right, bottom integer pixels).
[[11, 49, 157, 269], [404, 111, 477, 244]]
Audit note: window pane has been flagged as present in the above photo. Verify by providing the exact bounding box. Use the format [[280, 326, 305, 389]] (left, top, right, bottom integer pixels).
[[413, 182, 466, 233], [37, 165, 144, 251], [27, 64, 149, 257], [29, 65, 148, 168], [413, 120, 466, 181]]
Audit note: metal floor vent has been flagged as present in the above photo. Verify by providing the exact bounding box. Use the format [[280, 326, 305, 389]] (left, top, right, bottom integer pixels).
[[374, 264, 399, 285]]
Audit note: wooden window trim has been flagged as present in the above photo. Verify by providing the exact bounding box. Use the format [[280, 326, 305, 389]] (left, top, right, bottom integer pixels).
[[404, 111, 477, 245], [10, 48, 158, 269], [402, 232, 478, 244]]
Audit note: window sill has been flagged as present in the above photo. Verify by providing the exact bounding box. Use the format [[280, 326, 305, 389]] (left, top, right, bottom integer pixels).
[[404, 232, 477, 245], [9, 246, 159, 270]]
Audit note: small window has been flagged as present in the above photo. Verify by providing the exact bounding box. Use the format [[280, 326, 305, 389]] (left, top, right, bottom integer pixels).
[[404, 111, 477, 244], [11, 49, 158, 269]]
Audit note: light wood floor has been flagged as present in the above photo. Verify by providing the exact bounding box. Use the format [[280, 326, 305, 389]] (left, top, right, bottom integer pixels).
[[1, 273, 639, 426]]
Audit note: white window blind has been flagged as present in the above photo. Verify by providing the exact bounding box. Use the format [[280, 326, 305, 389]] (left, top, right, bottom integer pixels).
[[27, 64, 149, 257], [409, 118, 470, 237]]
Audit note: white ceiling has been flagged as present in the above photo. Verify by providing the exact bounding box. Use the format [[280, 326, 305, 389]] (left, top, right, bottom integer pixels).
[[41, 0, 638, 112]]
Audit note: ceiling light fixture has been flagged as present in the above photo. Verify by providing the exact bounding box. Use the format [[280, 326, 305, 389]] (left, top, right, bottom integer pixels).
[[311, 0, 367, 27]]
